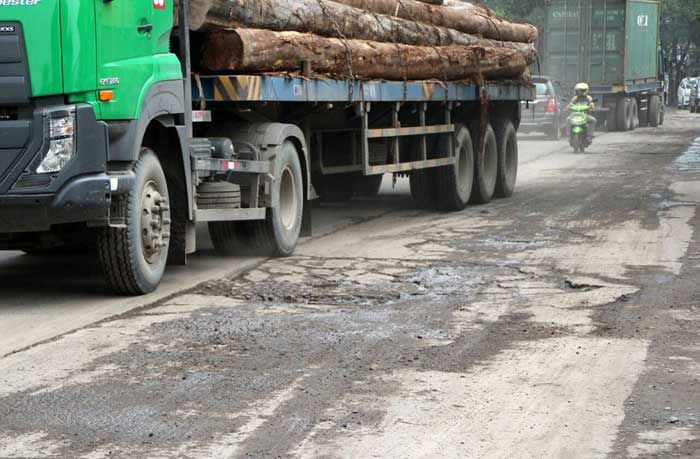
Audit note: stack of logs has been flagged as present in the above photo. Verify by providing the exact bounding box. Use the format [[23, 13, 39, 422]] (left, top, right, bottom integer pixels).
[[185, 0, 538, 82]]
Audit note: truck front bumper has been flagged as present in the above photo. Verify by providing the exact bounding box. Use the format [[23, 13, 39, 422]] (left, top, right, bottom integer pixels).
[[0, 102, 132, 233], [0, 172, 134, 233]]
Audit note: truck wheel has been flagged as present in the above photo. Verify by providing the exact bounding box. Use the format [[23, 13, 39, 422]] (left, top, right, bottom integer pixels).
[[433, 124, 474, 211], [631, 98, 639, 129], [649, 95, 661, 127], [354, 174, 383, 197], [493, 119, 518, 198], [98, 148, 171, 295], [469, 122, 498, 204], [615, 98, 629, 132], [239, 140, 304, 256]]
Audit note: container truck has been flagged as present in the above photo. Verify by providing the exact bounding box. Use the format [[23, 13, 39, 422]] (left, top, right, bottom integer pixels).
[[542, 0, 665, 131], [0, 0, 531, 294]]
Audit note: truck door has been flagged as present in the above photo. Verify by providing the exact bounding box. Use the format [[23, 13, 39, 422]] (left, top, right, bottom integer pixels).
[[94, 0, 160, 119]]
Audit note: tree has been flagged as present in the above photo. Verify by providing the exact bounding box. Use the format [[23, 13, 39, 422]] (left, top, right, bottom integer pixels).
[[660, 0, 700, 104]]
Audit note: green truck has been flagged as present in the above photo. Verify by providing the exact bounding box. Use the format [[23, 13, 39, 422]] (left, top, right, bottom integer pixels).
[[542, 0, 665, 130], [0, 1, 530, 294]]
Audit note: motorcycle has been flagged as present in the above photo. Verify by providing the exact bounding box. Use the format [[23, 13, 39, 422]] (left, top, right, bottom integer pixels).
[[568, 103, 591, 153]]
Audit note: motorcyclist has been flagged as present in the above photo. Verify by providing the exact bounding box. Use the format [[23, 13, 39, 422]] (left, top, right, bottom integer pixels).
[[569, 83, 596, 139]]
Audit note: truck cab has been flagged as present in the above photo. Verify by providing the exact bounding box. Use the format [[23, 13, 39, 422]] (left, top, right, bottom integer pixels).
[[0, 1, 193, 292]]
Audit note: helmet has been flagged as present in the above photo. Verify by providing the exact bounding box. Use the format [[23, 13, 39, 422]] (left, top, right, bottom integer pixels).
[[574, 83, 589, 97]]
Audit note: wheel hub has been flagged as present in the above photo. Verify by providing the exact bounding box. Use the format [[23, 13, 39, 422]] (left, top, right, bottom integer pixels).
[[140, 181, 170, 264]]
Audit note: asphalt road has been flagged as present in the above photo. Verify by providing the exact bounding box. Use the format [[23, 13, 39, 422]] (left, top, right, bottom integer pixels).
[[1, 111, 699, 457]]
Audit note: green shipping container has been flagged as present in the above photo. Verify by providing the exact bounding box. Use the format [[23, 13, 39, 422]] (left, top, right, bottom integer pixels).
[[543, 0, 660, 91]]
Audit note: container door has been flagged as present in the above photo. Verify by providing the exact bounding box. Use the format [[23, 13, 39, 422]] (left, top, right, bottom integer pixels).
[[625, 0, 660, 82], [545, 0, 585, 86], [589, 0, 626, 85]]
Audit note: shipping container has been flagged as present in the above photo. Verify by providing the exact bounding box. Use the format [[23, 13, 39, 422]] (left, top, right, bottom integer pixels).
[[542, 0, 665, 131]]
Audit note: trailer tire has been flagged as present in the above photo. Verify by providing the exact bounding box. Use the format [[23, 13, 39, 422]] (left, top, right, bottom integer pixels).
[[354, 174, 383, 197], [493, 119, 518, 198], [432, 124, 474, 211], [649, 95, 661, 127], [631, 98, 639, 129], [469, 122, 498, 204], [97, 148, 171, 295], [615, 98, 629, 131]]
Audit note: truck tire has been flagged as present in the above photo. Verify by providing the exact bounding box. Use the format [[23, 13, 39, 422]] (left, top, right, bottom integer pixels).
[[631, 98, 639, 129], [354, 174, 383, 197], [493, 119, 518, 198], [433, 124, 474, 211], [469, 122, 498, 204], [97, 148, 171, 295], [649, 95, 661, 127], [615, 98, 630, 131], [229, 140, 304, 256]]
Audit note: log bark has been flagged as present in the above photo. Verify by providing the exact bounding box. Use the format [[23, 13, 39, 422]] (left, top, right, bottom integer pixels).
[[201, 28, 529, 81], [184, 0, 536, 62], [329, 0, 537, 43]]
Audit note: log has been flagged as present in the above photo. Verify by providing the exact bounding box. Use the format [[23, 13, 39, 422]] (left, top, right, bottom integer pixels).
[[201, 28, 529, 81], [329, 0, 537, 43], [183, 0, 536, 62]]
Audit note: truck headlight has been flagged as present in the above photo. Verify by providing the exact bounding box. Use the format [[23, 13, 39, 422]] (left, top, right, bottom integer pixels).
[[37, 110, 76, 174]]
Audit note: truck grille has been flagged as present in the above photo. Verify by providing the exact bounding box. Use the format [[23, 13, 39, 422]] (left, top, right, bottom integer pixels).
[[0, 22, 30, 105]]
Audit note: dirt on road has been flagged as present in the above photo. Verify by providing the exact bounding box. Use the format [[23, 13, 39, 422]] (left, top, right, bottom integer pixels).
[[1, 112, 699, 458]]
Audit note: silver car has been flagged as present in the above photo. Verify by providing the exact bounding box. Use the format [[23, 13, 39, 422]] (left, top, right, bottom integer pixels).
[[520, 76, 566, 140]]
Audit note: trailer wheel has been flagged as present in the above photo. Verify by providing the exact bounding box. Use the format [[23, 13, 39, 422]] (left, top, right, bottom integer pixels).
[[432, 124, 474, 211], [631, 98, 639, 129], [97, 148, 170, 295], [354, 174, 383, 197], [649, 95, 661, 127], [469, 122, 498, 204], [493, 119, 518, 198]]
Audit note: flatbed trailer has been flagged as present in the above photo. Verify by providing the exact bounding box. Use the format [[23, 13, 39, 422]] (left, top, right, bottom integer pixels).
[[0, 0, 532, 294]]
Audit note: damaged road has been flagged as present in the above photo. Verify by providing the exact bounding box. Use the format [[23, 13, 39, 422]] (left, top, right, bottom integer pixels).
[[1, 112, 700, 458]]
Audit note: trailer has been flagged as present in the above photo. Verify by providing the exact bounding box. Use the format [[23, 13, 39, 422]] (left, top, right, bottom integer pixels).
[[0, 0, 531, 294], [542, 0, 665, 130]]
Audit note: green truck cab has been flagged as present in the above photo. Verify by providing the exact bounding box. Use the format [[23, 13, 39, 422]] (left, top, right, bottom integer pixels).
[[0, 0, 530, 294]]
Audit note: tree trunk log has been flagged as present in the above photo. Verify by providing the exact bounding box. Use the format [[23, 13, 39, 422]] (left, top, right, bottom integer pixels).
[[184, 0, 536, 61], [201, 28, 529, 81], [330, 0, 537, 43]]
